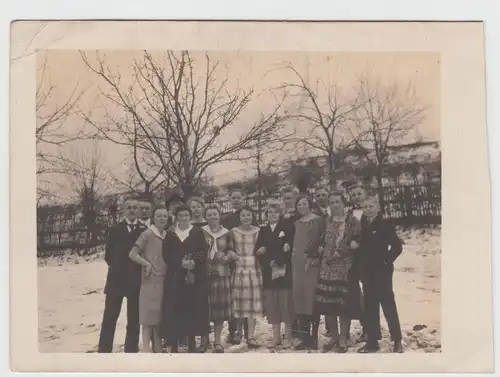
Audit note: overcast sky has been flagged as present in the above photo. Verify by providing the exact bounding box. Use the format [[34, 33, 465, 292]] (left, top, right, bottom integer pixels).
[[37, 50, 440, 200]]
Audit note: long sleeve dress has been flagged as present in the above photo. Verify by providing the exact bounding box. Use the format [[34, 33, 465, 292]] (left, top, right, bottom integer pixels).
[[231, 226, 263, 319], [291, 215, 324, 316], [314, 213, 362, 318], [202, 225, 234, 322], [161, 225, 209, 344], [132, 227, 167, 326]]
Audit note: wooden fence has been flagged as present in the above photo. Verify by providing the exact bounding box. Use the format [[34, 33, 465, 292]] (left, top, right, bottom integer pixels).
[[37, 178, 441, 255]]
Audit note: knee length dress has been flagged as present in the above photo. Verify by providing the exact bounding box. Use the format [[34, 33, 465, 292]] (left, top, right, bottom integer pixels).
[[161, 225, 209, 343], [315, 214, 362, 318], [202, 225, 234, 322], [132, 226, 167, 326], [291, 215, 324, 316], [231, 226, 263, 318]]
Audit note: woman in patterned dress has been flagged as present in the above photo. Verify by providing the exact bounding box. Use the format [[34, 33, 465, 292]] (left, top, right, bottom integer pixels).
[[161, 204, 209, 353], [314, 191, 362, 353], [231, 205, 263, 348], [129, 205, 169, 353], [202, 204, 239, 352], [291, 195, 325, 350]]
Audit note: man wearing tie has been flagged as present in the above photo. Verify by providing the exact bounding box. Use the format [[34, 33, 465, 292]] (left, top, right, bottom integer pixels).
[[357, 196, 403, 353], [346, 183, 368, 342], [312, 185, 331, 218], [138, 196, 153, 227], [98, 197, 148, 353]]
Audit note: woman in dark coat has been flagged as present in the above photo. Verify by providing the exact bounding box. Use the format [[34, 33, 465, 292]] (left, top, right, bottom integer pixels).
[[255, 201, 295, 349], [291, 195, 325, 350], [161, 204, 209, 353]]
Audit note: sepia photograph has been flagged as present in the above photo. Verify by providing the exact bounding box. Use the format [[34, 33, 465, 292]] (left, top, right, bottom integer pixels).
[[9, 20, 491, 373], [36, 48, 441, 355]]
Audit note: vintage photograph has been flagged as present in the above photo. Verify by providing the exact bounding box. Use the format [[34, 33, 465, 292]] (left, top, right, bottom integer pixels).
[[35, 49, 442, 355]]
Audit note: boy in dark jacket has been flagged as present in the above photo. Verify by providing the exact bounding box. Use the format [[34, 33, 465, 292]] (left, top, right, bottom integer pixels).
[[255, 202, 294, 349], [357, 196, 404, 353]]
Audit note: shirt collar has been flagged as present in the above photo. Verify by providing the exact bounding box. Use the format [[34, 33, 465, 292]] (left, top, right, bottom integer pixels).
[[125, 218, 138, 226], [150, 224, 166, 239]]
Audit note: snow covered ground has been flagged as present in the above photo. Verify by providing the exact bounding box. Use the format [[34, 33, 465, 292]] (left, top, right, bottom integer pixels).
[[38, 226, 441, 354]]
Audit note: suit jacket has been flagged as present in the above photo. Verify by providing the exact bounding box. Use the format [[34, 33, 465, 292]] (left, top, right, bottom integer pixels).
[[358, 215, 402, 278], [312, 203, 330, 219], [281, 210, 301, 243], [104, 221, 148, 297], [255, 220, 293, 289], [220, 209, 258, 230]]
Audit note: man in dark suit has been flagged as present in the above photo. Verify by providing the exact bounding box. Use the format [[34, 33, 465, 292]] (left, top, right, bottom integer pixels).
[[220, 188, 253, 344], [138, 195, 153, 227], [345, 183, 369, 341], [357, 196, 404, 353], [312, 185, 331, 218], [98, 197, 148, 353]]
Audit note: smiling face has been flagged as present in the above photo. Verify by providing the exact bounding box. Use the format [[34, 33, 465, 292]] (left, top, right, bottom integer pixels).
[[139, 201, 152, 221], [190, 200, 205, 220], [124, 199, 139, 221], [176, 210, 191, 228], [267, 206, 280, 224], [153, 208, 169, 230], [350, 187, 367, 206], [205, 208, 220, 228], [240, 208, 254, 226], [296, 197, 311, 216], [314, 188, 329, 208]]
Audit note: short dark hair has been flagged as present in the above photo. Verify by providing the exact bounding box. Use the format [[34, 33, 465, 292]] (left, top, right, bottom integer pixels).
[[314, 185, 330, 194], [239, 205, 255, 219], [295, 195, 313, 212], [165, 193, 184, 207], [187, 196, 205, 208], [347, 183, 366, 193], [152, 204, 168, 217], [329, 190, 347, 205], [174, 204, 192, 217], [204, 204, 222, 216]]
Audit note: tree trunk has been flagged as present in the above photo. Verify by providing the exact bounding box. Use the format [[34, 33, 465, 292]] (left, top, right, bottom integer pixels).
[[181, 183, 196, 199], [376, 168, 385, 213], [327, 153, 335, 186]]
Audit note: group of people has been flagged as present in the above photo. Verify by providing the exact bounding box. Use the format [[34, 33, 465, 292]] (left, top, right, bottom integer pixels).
[[97, 182, 404, 354]]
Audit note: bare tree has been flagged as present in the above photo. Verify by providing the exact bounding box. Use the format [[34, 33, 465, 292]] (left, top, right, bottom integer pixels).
[[278, 64, 365, 183], [61, 143, 110, 253], [36, 55, 85, 202], [107, 146, 169, 196], [79, 50, 289, 197], [350, 74, 427, 210]]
